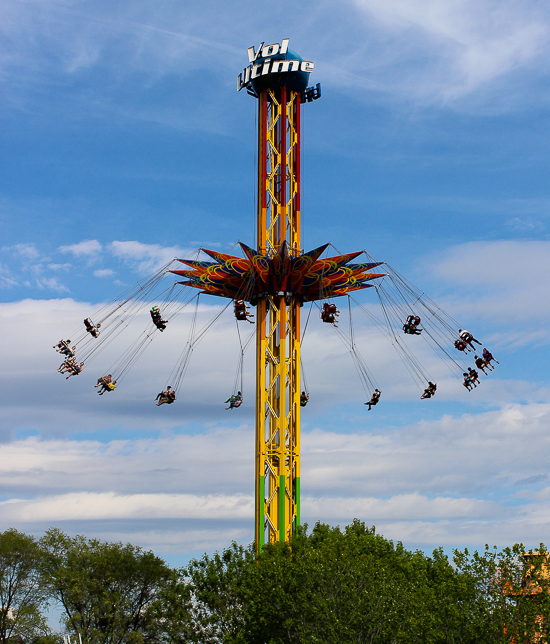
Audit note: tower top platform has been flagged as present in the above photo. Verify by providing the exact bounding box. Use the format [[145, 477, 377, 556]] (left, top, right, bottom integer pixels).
[[237, 39, 314, 96]]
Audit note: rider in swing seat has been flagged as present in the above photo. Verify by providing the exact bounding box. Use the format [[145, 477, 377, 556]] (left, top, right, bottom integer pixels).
[[156, 386, 176, 405], [234, 300, 254, 323], [150, 306, 168, 331], [84, 318, 101, 338], [365, 389, 381, 410], [463, 373, 474, 391], [420, 381, 437, 399], [403, 315, 422, 335], [225, 391, 243, 410], [300, 391, 309, 407], [321, 302, 339, 325], [474, 355, 490, 374]]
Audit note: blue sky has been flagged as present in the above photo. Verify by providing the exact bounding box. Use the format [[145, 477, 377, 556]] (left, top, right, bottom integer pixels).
[[1, 0, 550, 568]]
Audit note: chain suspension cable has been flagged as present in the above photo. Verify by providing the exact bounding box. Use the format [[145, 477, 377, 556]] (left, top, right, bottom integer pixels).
[[375, 284, 431, 388], [79, 281, 196, 368], [315, 301, 378, 395], [375, 271, 470, 377], [169, 297, 234, 395]]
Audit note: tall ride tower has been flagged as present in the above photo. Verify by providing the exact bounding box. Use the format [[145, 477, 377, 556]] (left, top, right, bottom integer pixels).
[[174, 40, 382, 551], [240, 40, 319, 548]]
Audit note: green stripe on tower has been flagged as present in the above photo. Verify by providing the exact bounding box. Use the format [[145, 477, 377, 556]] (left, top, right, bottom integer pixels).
[[258, 475, 265, 550], [296, 476, 300, 528], [279, 475, 286, 541]]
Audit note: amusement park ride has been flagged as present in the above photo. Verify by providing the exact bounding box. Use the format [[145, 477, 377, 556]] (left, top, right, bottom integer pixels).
[[54, 40, 498, 551]]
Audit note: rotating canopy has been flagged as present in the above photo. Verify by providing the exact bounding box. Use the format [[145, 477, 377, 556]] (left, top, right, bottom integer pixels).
[[170, 241, 386, 303]]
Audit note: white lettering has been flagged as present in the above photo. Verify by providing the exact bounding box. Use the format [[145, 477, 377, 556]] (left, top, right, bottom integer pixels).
[[251, 63, 262, 79], [271, 60, 300, 73], [261, 43, 279, 58], [238, 41, 315, 93], [247, 42, 265, 63]]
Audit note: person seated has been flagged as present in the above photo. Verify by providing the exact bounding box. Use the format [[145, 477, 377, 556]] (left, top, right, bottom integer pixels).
[[403, 315, 422, 335], [321, 302, 339, 325], [54, 339, 71, 354], [98, 379, 117, 395], [482, 348, 498, 367], [420, 381, 437, 399], [66, 362, 84, 379], [474, 355, 490, 374], [84, 318, 101, 338], [234, 300, 254, 323], [300, 391, 309, 407], [58, 357, 76, 374], [156, 386, 176, 406], [95, 374, 113, 394], [468, 367, 480, 386], [150, 306, 168, 331], [63, 346, 76, 358], [365, 388, 381, 410], [55, 341, 76, 358], [454, 339, 470, 353], [463, 372, 474, 391], [225, 391, 243, 410], [459, 329, 481, 348]]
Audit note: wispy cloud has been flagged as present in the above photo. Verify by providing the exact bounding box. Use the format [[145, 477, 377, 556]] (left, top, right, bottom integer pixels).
[[428, 240, 550, 323], [10, 243, 42, 261], [109, 240, 188, 272], [2, 0, 548, 118], [346, 0, 550, 103], [59, 239, 102, 257], [93, 268, 114, 278]]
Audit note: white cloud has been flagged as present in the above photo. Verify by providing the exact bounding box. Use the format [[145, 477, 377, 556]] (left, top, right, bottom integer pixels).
[[1, 492, 253, 522], [48, 263, 72, 271], [427, 240, 550, 324], [35, 277, 69, 293], [93, 268, 114, 278], [10, 243, 41, 260], [348, 0, 550, 101], [109, 240, 189, 272], [1, 231, 549, 554], [59, 239, 102, 257], [1, 408, 549, 549], [2, 0, 548, 117], [0, 263, 18, 288]]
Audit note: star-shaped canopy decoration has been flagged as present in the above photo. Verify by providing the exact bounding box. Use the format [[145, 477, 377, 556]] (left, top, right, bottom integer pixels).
[[170, 241, 385, 302]]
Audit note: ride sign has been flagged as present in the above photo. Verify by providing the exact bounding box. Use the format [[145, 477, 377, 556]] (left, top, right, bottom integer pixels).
[[237, 38, 315, 95]]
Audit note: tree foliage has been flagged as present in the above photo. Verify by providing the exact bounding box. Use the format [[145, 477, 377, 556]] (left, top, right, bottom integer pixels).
[[184, 521, 550, 644], [2, 524, 548, 644], [38, 528, 182, 644], [0, 529, 48, 644]]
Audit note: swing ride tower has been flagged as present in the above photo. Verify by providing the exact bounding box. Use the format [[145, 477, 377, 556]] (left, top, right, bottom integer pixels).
[[253, 61, 303, 549], [171, 39, 385, 549], [239, 40, 325, 549]]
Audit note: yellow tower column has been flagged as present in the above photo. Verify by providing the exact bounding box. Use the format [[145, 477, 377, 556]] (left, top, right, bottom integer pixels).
[[255, 86, 302, 550]]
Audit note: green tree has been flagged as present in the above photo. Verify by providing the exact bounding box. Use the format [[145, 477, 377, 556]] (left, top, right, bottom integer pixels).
[[39, 528, 189, 644], [0, 529, 49, 644], [184, 541, 253, 644], [183, 521, 549, 643]]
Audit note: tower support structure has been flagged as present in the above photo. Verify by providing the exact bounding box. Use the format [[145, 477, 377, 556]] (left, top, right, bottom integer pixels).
[[255, 87, 302, 549], [174, 40, 382, 550]]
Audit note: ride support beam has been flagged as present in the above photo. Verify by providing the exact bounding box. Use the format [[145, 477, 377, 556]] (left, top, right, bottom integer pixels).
[[255, 87, 302, 551]]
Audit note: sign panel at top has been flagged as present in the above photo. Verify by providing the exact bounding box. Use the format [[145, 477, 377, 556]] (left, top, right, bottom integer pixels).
[[238, 39, 314, 95]]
